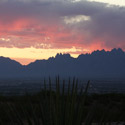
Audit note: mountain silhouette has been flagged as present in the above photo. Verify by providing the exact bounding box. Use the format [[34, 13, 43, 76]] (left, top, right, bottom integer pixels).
[[0, 48, 125, 79], [0, 56, 23, 78]]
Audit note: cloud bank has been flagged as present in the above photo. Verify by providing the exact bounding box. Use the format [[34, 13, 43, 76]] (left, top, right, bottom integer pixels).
[[0, 0, 125, 52]]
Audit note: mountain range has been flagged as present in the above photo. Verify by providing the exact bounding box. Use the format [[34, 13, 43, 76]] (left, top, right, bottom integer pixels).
[[0, 48, 125, 79]]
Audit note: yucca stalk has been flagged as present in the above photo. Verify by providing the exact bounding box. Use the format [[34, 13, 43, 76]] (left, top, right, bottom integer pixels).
[[0, 77, 91, 125], [60, 79, 65, 125], [64, 77, 71, 125], [55, 76, 61, 125], [76, 80, 90, 125], [69, 78, 78, 125], [7, 102, 24, 125], [43, 78, 52, 125]]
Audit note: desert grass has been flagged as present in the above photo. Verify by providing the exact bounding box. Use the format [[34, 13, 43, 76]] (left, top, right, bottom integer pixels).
[[0, 77, 124, 125]]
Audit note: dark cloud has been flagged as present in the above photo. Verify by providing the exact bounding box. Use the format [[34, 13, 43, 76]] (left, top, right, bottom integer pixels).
[[0, 0, 125, 50]]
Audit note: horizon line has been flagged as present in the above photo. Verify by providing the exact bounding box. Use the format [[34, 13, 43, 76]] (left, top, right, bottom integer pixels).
[[0, 47, 124, 66]]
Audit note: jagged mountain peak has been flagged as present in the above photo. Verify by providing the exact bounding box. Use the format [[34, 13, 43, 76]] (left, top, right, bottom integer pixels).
[[0, 48, 124, 78], [0, 56, 22, 66], [55, 53, 71, 58], [111, 48, 124, 54], [91, 49, 106, 55]]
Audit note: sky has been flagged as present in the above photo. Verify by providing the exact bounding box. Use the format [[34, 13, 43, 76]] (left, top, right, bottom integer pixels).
[[0, 0, 125, 65]]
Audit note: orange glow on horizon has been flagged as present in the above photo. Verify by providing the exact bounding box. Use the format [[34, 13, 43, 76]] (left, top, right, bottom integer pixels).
[[0, 15, 124, 65], [0, 47, 89, 65], [12, 58, 36, 65], [0, 46, 115, 65]]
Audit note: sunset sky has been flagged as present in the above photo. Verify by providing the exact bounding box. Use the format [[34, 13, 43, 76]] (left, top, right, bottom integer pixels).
[[0, 0, 125, 65]]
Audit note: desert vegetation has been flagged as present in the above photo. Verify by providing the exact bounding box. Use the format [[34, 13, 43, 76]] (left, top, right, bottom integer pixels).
[[0, 77, 124, 125]]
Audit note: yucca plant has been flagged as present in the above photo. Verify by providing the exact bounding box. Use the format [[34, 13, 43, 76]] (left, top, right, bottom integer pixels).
[[1, 77, 123, 125], [34, 76, 90, 125], [0, 77, 91, 125]]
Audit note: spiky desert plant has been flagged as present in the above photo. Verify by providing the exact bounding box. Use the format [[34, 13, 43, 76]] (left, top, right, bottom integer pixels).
[[1, 78, 124, 124], [37, 76, 90, 125], [0, 77, 91, 125]]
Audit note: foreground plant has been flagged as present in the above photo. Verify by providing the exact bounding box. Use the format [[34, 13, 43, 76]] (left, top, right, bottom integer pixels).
[[35, 77, 90, 125], [0, 77, 124, 125]]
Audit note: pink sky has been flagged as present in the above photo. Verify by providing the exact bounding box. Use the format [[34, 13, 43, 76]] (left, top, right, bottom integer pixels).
[[0, 0, 125, 64]]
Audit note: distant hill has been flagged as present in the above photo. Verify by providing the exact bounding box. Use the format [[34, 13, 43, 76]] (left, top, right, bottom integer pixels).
[[0, 48, 125, 79], [0, 56, 23, 78]]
